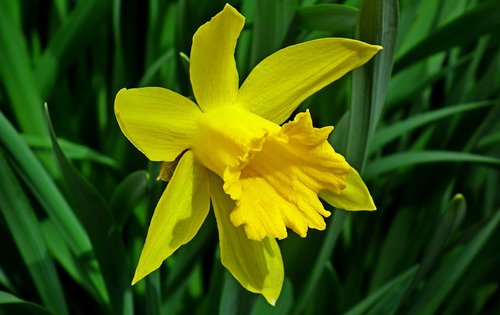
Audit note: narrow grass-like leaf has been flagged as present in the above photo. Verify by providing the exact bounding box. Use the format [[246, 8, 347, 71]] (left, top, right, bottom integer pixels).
[[45, 106, 133, 315], [370, 101, 494, 152], [34, 0, 112, 98], [439, 255, 500, 315], [344, 266, 418, 315], [139, 50, 175, 86], [394, 194, 466, 313], [0, 153, 68, 315], [297, 4, 358, 32], [144, 272, 161, 315], [291, 207, 347, 315], [464, 100, 500, 152], [0, 2, 45, 135], [394, 0, 441, 59], [53, 0, 69, 21], [0, 1, 21, 27], [0, 269, 14, 293], [178, 52, 190, 77], [474, 47, 500, 98], [40, 220, 108, 304], [447, 37, 489, 104], [249, 0, 297, 69], [364, 276, 412, 315], [112, 0, 126, 92], [368, 206, 421, 292], [110, 170, 150, 229], [347, 0, 398, 167], [22, 134, 118, 168], [219, 272, 255, 315], [0, 112, 92, 258], [0, 291, 54, 315], [418, 194, 466, 278], [370, 150, 499, 179], [366, 150, 500, 179], [407, 208, 500, 315], [477, 131, 500, 150], [166, 215, 215, 289], [395, 0, 500, 71], [250, 279, 293, 315], [385, 55, 470, 109], [194, 251, 225, 315]]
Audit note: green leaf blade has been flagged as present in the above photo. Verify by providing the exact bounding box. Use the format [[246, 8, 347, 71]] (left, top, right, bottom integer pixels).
[[0, 154, 68, 315], [44, 106, 133, 315]]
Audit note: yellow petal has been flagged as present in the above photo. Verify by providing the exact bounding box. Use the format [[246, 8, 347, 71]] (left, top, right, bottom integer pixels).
[[191, 105, 279, 197], [230, 110, 350, 241], [319, 166, 376, 211], [209, 173, 284, 305], [115, 87, 200, 162], [132, 151, 210, 284], [190, 4, 244, 111], [237, 38, 382, 124]]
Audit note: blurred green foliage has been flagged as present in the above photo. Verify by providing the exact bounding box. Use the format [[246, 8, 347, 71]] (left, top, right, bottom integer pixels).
[[1, 0, 499, 314]]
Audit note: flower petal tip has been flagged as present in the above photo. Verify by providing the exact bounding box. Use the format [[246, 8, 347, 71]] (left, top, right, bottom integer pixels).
[[366, 201, 377, 211], [223, 3, 237, 11], [365, 44, 383, 58], [219, 3, 245, 22], [363, 192, 377, 211], [262, 288, 282, 306], [131, 273, 143, 286]]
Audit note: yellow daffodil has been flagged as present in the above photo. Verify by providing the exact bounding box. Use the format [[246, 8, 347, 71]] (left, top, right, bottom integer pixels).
[[115, 4, 380, 305]]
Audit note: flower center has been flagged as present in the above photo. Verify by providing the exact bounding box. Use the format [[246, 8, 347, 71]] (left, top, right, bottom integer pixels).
[[191, 107, 350, 240], [191, 105, 279, 191]]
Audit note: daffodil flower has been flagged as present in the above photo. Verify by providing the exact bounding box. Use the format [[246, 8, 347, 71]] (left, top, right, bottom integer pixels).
[[115, 4, 380, 305]]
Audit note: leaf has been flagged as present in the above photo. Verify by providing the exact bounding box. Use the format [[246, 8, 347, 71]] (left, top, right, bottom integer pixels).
[[344, 266, 418, 315], [297, 4, 358, 33], [365, 150, 500, 180], [395, 0, 500, 71], [139, 50, 175, 86], [0, 112, 108, 308], [385, 55, 470, 109], [250, 278, 293, 315], [370, 101, 494, 152], [34, 0, 112, 98], [477, 131, 500, 150], [40, 220, 108, 303], [109, 170, 150, 229], [393, 194, 467, 313], [166, 215, 216, 290], [249, 0, 297, 69], [0, 290, 54, 315], [420, 194, 467, 273], [368, 208, 419, 292], [44, 105, 133, 315], [291, 207, 347, 315], [219, 272, 256, 315], [0, 111, 92, 261], [347, 0, 398, 169], [464, 100, 500, 152], [0, 153, 68, 315], [0, 1, 45, 135], [407, 208, 500, 315], [22, 134, 118, 168]]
